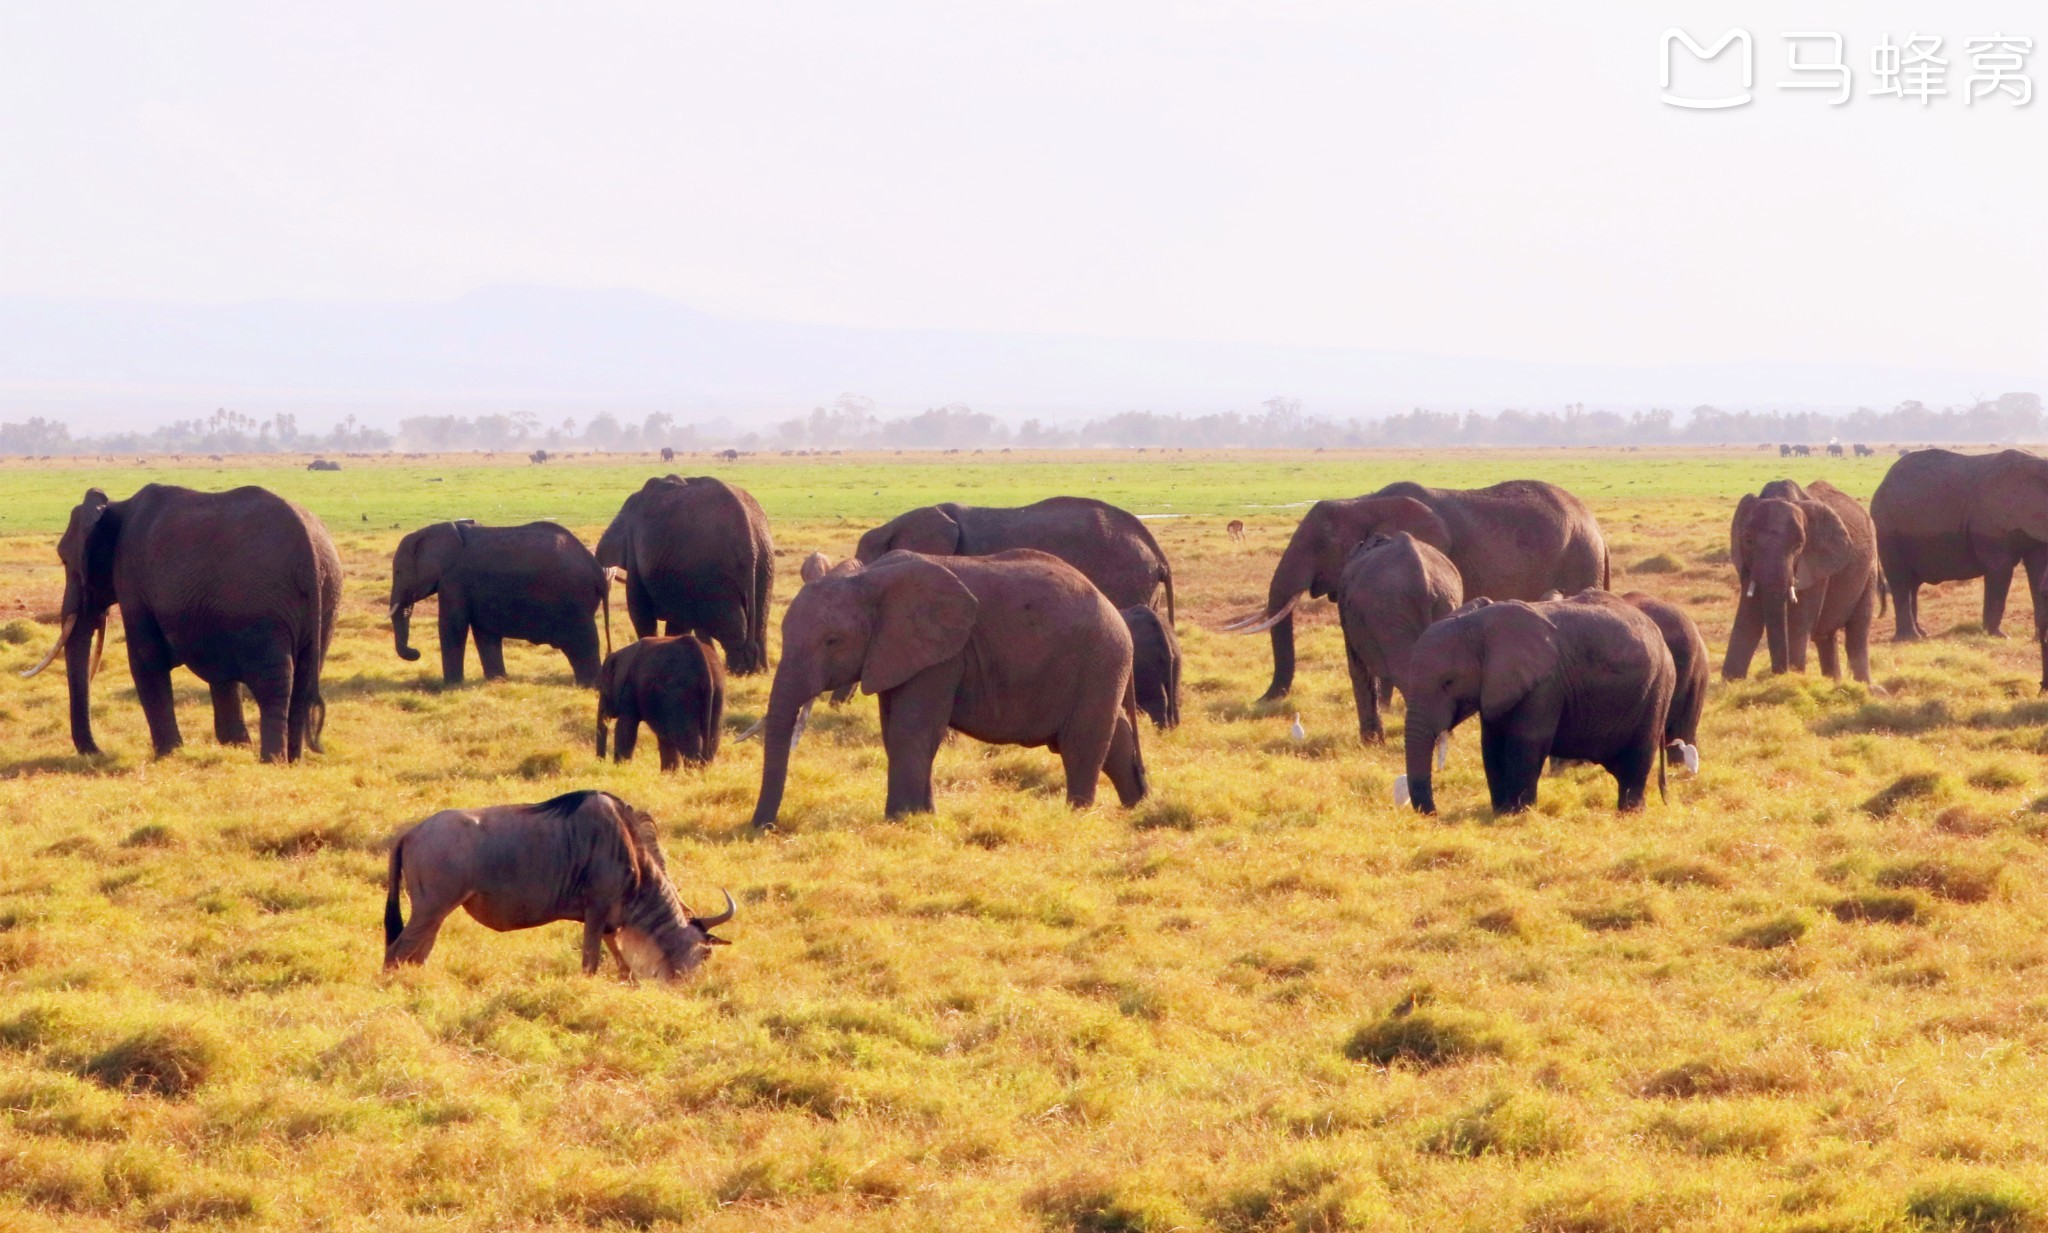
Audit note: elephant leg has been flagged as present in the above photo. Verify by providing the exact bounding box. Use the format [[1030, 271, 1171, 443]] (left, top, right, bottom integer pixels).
[[563, 622, 601, 688], [581, 912, 606, 976], [474, 631, 508, 681], [1983, 557, 2017, 637], [1880, 550, 1920, 642], [656, 735, 680, 772], [625, 579, 658, 640], [439, 608, 468, 683], [247, 659, 295, 763], [1608, 734, 1658, 812], [1845, 593, 1875, 685], [126, 621, 183, 757], [879, 677, 952, 818], [1344, 637, 1383, 744], [1102, 709, 1148, 807], [1813, 627, 1842, 680], [1786, 596, 1817, 672], [1479, 721, 1548, 815], [613, 705, 640, 762], [210, 681, 251, 746]]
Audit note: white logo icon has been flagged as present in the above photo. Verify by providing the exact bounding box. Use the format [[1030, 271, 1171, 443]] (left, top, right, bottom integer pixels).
[[1661, 28, 1754, 109]]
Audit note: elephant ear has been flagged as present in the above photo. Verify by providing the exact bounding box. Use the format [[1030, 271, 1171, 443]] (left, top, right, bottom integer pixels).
[[860, 556, 979, 694], [1478, 603, 1561, 722], [57, 489, 112, 578], [1364, 497, 1453, 553], [1729, 494, 1758, 579], [881, 507, 963, 557], [1793, 501, 1856, 590]]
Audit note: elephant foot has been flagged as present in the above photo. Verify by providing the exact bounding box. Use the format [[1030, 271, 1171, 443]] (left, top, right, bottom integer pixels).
[[1358, 729, 1385, 746], [1986, 629, 2009, 639]]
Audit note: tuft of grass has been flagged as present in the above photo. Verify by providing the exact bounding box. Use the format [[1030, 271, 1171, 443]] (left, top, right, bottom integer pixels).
[[1863, 771, 1952, 817], [1569, 897, 1656, 932], [1418, 1090, 1576, 1158], [1832, 891, 1927, 925], [516, 749, 568, 779], [1342, 1006, 1509, 1069], [1905, 1176, 2039, 1232], [1129, 799, 1204, 831], [1968, 763, 2029, 792], [1641, 1100, 1798, 1157], [1631, 553, 1684, 574], [1210, 1155, 1387, 1232], [0, 617, 37, 644], [1728, 911, 1808, 949], [1876, 858, 2002, 904], [1026, 1172, 1193, 1233], [79, 1023, 224, 1099]]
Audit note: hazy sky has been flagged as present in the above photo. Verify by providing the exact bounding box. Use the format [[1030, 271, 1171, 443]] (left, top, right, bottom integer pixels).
[[2, 1, 2043, 375]]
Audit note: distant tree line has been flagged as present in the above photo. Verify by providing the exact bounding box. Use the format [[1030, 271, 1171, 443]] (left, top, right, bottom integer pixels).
[[3, 392, 2041, 455]]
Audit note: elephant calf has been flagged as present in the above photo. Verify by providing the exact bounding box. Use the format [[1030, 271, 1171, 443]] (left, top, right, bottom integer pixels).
[[384, 789, 733, 978], [1399, 591, 1675, 815], [390, 520, 611, 686], [751, 549, 1148, 826], [1336, 532, 1463, 743], [595, 636, 725, 770], [1122, 605, 1180, 729]]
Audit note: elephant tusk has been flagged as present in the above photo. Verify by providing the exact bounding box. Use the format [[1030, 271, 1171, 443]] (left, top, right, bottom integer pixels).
[[734, 716, 764, 742], [87, 622, 104, 680], [1788, 585, 1798, 605], [1435, 732, 1449, 770], [1745, 579, 1755, 597], [389, 603, 403, 621], [605, 567, 627, 585], [1392, 774, 1411, 807], [791, 700, 813, 749], [1222, 596, 1298, 635], [20, 614, 75, 679]]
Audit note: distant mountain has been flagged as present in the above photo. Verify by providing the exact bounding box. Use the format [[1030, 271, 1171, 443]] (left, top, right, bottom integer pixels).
[[0, 286, 2035, 430]]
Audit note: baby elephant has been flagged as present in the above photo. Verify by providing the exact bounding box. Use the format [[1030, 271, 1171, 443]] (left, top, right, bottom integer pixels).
[[1399, 590, 1675, 815], [1121, 606, 1180, 729], [1337, 532, 1463, 743], [383, 789, 734, 979], [595, 636, 725, 770]]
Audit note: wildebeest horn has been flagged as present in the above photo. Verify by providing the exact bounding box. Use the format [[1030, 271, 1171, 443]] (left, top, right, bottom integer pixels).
[[20, 614, 74, 678], [1222, 596, 1298, 635], [695, 888, 736, 929]]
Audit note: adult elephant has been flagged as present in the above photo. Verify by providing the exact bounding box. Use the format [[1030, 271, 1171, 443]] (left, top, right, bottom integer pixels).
[[750, 550, 1147, 828], [1336, 531, 1463, 743], [855, 496, 1175, 621], [596, 476, 774, 674], [1725, 480, 1882, 683], [1871, 449, 2048, 641], [1228, 481, 1607, 701], [24, 485, 341, 762], [1398, 591, 1674, 816], [389, 520, 612, 686]]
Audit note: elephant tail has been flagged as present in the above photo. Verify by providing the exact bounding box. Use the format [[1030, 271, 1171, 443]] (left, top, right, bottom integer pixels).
[[1601, 545, 1611, 591], [1657, 737, 1668, 806], [1877, 573, 1890, 619], [1161, 563, 1177, 627], [601, 580, 614, 661], [384, 838, 407, 949]]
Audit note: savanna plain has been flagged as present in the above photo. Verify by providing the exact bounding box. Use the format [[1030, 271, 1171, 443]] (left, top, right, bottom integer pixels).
[[4, 447, 2048, 1233]]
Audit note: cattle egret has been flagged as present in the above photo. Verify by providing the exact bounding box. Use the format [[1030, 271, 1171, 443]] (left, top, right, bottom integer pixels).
[[1392, 774, 1411, 807], [1681, 742, 1700, 775], [1289, 714, 1305, 741]]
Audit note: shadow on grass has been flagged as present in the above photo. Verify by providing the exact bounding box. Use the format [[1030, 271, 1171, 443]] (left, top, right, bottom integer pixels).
[[0, 752, 130, 779]]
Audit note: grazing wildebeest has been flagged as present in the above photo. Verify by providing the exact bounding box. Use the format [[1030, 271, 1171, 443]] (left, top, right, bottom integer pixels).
[[307, 459, 341, 472], [383, 790, 734, 979]]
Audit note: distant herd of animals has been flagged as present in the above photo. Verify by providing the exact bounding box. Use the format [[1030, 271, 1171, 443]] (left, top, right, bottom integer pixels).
[[18, 448, 2048, 980]]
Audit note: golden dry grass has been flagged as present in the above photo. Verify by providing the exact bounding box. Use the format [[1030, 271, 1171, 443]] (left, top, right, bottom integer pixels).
[[1, 450, 2046, 1231]]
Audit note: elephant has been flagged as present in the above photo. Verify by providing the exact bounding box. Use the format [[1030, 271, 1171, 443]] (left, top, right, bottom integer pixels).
[[1227, 480, 1608, 701], [1335, 531, 1463, 743], [1397, 591, 1674, 816], [800, 551, 833, 586], [594, 635, 725, 769], [854, 496, 1175, 621], [750, 549, 1147, 827], [25, 484, 341, 762], [389, 520, 612, 686], [596, 476, 775, 674], [1121, 605, 1180, 729], [1724, 479, 1882, 683], [1872, 449, 2048, 641], [1621, 592, 1707, 769]]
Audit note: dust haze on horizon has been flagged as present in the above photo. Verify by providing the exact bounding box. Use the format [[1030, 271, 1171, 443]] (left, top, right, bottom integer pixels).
[[1, 1, 2043, 427]]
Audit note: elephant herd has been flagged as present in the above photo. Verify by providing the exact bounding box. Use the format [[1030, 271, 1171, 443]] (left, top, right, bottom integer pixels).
[[25, 448, 2048, 830]]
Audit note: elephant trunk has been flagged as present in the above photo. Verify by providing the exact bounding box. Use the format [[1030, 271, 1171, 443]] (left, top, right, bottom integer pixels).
[[1254, 548, 1316, 702], [1722, 577, 1764, 681], [64, 611, 102, 756], [1760, 589, 1792, 675], [391, 601, 421, 662], [750, 668, 819, 828], [1403, 713, 1440, 815]]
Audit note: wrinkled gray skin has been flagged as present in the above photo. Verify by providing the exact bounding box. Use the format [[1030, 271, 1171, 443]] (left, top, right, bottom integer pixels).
[[389, 520, 610, 686], [595, 635, 725, 770], [1121, 605, 1181, 729], [1725, 480, 1882, 684], [384, 790, 733, 979], [1622, 591, 1708, 748], [1335, 532, 1464, 743], [1401, 591, 1674, 816], [1873, 449, 2048, 641], [1246, 480, 1607, 701], [31, 484, 340, 762], [596, 476, 775, 674], [751, 550, 1147, 827], [856, 496, 1175, 621]]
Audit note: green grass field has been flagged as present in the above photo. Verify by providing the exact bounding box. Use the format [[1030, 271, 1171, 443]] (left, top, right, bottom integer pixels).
[[3, 448, 2046, 1232]]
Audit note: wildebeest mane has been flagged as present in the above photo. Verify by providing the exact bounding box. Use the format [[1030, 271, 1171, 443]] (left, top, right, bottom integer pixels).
[[534, 788, 602, 819]]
